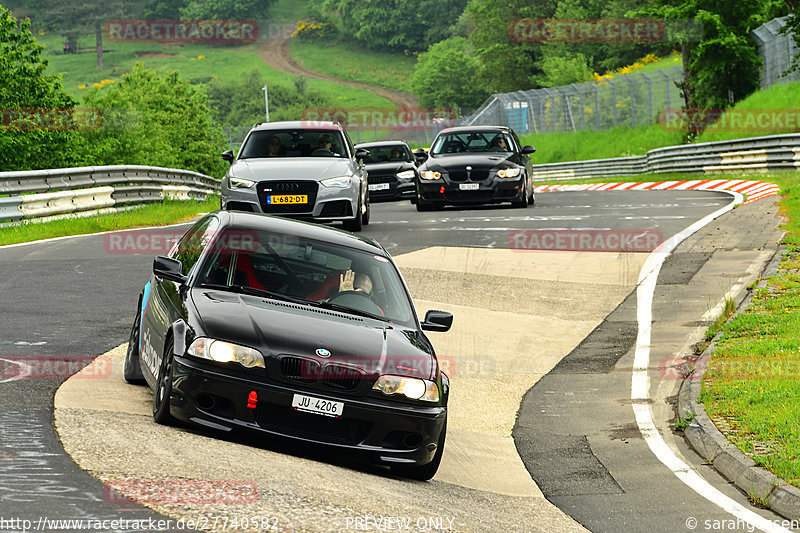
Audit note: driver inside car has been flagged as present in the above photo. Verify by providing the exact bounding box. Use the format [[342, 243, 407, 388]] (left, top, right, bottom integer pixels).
[[338, 269, 372, 295]]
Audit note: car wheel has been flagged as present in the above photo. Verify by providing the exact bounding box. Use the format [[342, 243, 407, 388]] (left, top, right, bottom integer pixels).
[[123, 304, 145, 384], [511, 183, 528, 208], [153, 339, 177, 425], [528, 186, 535, 206], [391, 418, 447, 481], [416, 198, 432, 212], [343, 192, 364, 232]]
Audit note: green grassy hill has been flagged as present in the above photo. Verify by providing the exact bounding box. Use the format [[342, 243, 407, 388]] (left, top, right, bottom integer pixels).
[[289, 37, 417, 93]]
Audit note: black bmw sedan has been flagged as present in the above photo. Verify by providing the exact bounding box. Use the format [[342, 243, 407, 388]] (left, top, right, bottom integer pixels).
[[355, 141, 419, 202], [123, 210, 453, 480], [414, 126, 536, 211]]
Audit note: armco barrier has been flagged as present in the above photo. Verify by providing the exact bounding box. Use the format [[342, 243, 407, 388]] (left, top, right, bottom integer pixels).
[[0, 165, 219, 223], [531, 133, 800, 181]]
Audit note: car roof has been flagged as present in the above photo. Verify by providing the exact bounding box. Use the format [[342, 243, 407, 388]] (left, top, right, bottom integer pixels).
[[437, 125, 513, 134], [249, 120, 344, 132], [215, 210, 387, 255], [355, 140, 410, 148]]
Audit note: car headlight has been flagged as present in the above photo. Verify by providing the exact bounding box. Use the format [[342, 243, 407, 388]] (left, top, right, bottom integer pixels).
[[496, 168, 521, 178], [420, 170, 442, 181], [187, 338, 265, 369], [395, 170, 415, 181], [320, 176, 352, 188], [228, 176, 256, 189], [372, 375, 440, 402]]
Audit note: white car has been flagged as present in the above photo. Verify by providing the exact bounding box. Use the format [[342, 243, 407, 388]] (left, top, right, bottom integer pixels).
[[221, 121, 370, 232]]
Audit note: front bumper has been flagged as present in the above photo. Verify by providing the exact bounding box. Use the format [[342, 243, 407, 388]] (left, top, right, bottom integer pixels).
[[417, 176, 524, 205], [169, 356, 447, 466], [368, 178, 415, 201], [221, 180, 360, 222]]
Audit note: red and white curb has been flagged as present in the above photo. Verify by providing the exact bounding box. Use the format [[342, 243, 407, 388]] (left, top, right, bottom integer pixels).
[[534, 179, 780, 204]]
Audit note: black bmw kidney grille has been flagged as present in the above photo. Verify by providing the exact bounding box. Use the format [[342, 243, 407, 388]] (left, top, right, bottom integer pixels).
[[448, 169, 489, 182], [280, 357, 320, 383], [279, 357, 364, 392], [321, 364, 363, 391], [257, 181, 318, 213], [256, 404, 372, 445]]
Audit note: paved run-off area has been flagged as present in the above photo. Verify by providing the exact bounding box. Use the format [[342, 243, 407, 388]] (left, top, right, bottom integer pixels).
[[54, 245, 650, 531]]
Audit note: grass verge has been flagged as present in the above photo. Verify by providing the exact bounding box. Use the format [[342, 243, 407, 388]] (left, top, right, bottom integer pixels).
[[699, 171, 800, 488], [0, 196, 219, 246]]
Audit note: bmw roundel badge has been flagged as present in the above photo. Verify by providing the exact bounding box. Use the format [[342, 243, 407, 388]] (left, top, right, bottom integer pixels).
[[316, 348, 331, 358]]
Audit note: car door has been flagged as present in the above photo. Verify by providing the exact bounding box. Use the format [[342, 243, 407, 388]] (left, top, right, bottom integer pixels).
[[140, 215, 219, 384]]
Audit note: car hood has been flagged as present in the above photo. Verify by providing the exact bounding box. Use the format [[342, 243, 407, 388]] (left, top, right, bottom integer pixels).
[[191, 289, 436, 379], [229, 158, 354, 181], [423, 154, 513, 171]]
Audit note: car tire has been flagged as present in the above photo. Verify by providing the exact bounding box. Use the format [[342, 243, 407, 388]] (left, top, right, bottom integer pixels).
[[153, 339, 177, 425], [391, 418, 447, 481], [123, 304, 145, 384], [528, 187, 535, 206], [511, 183, 528, 208], [416, 198, 432, 212], [343, 191, 364, 232]]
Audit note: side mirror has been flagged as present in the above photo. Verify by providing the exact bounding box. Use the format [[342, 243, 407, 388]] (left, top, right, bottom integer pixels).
[[421, 310, 453, 332], [413, 148, 428, 164], [521, 145, 536, 154], [153, 256, 187, 284], [221, 150, 234, 163], [355, 148, 370, 160]]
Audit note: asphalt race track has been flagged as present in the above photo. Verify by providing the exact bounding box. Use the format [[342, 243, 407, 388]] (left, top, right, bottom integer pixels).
[[0, 190, 793, 532]]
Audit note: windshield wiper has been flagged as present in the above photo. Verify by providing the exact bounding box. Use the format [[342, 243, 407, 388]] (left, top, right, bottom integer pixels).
[[199, 283, 307, 305], [314, 300, 389, 322]]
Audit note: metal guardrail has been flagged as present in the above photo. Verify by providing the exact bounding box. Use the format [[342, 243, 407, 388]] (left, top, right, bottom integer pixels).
[[0, 165, 219, 223], [531, 133, 800, 181]]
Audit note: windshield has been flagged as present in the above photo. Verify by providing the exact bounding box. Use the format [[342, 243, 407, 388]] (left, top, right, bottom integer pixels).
[[430, 131, 514, 155], [361, 144, 411, 164], [195, 228, 415, 326], [239, 129, 349, 159]]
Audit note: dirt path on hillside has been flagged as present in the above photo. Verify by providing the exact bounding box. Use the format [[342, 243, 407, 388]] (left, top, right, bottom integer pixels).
[[258, 23, 419, 109]]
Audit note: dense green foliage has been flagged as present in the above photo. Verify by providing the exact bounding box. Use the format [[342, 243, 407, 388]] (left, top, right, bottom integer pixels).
[[320, 0, 468, 52], [0, 5, 87, 171], [465, 0, 669, 94], [82, 63, 227, 176], [411, 37, 488, 112], [632, 0, 794, 114], [140, 0, 275, 19]]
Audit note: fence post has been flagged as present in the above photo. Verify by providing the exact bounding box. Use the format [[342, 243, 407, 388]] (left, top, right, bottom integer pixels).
[[642, 72, 653, 124], [624, 75, 635, 128], [611, 81, 618, 127]]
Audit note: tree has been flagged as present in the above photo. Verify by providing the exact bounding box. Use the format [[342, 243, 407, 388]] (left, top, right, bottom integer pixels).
[[81, 63, 227, 176], [0, 6, 87, 171], [411, 37, 489, 112], [632, 0, 794, 136], [322, 0, 469, 52], [179, 0, 275, 19]]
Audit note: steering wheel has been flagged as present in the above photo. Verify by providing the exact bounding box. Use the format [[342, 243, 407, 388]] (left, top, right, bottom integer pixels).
[[311, 149, 334, 156], [328, 290, 384, 316]]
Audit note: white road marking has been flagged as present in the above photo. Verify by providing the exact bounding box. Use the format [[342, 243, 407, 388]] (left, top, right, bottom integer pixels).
[[0, 357, 31, 383], [632, 190, 790, 532]]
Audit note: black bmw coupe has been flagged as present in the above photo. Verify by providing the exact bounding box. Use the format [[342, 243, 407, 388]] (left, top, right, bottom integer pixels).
[[123, 210, 453, 480], [414, 126, 536, 211]]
